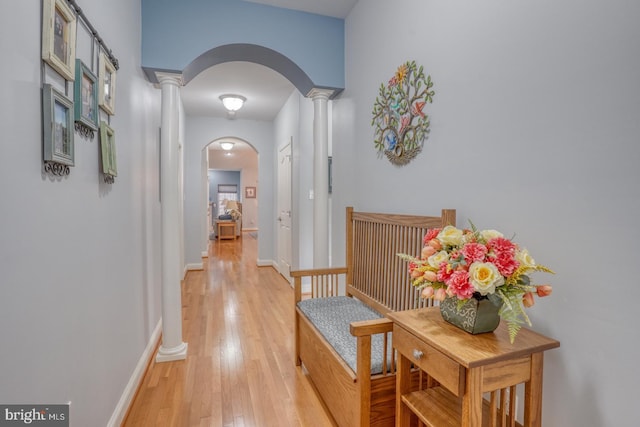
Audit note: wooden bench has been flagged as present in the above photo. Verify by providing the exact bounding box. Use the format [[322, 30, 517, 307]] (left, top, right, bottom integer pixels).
[[291, 206, 456, 427]]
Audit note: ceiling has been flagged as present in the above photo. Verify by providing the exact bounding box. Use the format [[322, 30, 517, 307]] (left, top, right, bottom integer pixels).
[[181, 0, 357, 123], [182, 61, 296, 121]]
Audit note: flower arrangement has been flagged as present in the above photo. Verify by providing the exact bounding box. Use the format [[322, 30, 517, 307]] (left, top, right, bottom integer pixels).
[[399, 223, 553, 343]]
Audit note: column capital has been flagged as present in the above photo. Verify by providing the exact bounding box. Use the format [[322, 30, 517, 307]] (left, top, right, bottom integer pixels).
[[306, 87, 334, 100], [155, 72, 183, 86]]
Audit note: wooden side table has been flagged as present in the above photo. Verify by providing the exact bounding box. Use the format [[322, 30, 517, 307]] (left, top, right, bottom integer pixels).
[[387, 307, 559, 427], [217, 221, 236, 240]]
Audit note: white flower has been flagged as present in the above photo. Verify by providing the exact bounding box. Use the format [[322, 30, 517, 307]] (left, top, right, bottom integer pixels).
[[469, 262, 504, 295], [516, 248, 536, 269], [438, 225, 464, 246], [428, 250, 450, 269], [480, 229, 504, 241]]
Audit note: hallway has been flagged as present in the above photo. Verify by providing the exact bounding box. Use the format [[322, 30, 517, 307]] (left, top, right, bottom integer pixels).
[[124, 233, 336, 426]]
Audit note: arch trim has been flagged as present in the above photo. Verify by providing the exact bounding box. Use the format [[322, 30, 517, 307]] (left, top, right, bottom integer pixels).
[[143, 43, 343, 99]]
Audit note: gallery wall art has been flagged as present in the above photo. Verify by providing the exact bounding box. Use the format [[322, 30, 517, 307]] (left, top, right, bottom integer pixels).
[[40, 0, 119, 181], [372, 60, 435, 166]]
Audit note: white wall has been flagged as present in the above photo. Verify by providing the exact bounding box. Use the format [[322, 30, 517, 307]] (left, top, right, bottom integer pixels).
[[273, 90, 319, 271], [0, 1, 162, 425], [337, 0, 640, 424], [184, 116, 275, 265]]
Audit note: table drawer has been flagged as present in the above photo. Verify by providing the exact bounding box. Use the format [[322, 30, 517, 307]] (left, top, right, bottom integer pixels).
[[393, 324, 464, 396]]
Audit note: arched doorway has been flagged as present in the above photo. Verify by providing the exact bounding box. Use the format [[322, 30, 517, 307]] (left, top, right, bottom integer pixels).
[[181, 59, 296, 271], [202, 138, 259, 246], [165, 41, 339, 271]]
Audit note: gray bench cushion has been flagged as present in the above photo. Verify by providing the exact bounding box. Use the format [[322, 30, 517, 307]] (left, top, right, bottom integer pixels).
[[297, 296, 391, 375]]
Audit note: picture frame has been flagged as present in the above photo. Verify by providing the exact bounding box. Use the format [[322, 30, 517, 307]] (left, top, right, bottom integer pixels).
[[98, 51, 117, 115], [42, 0, 77, 81], [43, 83, 74, 166], [100, 121, 117, 176], [74, 60, 98, 130], [245, 186, 256, 199]]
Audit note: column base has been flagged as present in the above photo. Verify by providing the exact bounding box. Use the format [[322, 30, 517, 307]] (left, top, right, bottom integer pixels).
[[156, 341, 188, 362]]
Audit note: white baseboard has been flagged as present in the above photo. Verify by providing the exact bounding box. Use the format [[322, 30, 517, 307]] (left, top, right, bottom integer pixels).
[[107, 319, 162, 427], [186, 262, 204, 271], [256, 259, 276, 268]]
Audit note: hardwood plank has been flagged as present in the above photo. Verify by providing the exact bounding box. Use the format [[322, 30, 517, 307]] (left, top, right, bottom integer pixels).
[[123, 233, 336, 427]]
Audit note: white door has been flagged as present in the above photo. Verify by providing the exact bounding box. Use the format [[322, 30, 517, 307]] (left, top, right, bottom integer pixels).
[[277, 141, 292, 280]]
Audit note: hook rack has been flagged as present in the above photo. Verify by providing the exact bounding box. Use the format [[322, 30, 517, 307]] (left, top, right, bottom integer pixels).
[[66, 0, 119, 70]]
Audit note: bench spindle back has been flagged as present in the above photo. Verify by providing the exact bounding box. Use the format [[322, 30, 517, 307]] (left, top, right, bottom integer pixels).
[[346, 207, 457, 315]]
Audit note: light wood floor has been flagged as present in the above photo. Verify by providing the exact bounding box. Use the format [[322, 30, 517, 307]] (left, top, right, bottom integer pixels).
[[123, 232, 337, 427]]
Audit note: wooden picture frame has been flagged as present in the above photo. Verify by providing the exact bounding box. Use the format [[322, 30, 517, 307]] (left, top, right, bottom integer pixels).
[[74, 60, 98, 130], [43, 84, 74, 166], [98, 51, 117, 115], [100, 121, 117, 176], [245, 186, 256, 198], [42, 0, 77, 81]]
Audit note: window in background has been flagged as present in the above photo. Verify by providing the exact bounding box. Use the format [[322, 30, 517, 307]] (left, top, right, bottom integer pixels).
[[217, 184, 238, 216]]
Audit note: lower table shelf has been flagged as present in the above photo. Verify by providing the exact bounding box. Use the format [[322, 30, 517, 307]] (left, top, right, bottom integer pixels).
[[402, 386, 521, 427]]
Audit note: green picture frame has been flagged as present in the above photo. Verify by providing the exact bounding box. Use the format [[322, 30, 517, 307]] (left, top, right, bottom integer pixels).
[[43, 83, 75, 166], [74, 60, 98, 130], [100, 121, 117, 176]]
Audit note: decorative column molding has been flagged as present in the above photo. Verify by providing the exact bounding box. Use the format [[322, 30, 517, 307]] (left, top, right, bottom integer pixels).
[[308, 88, 333, 268], [201, 149, 209, 258], [156, 72, 188, 362]]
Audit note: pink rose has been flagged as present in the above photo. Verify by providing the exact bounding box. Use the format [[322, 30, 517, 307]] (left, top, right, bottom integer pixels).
[[461, 243, 488, 264], [421, 286, 434, 299], [422, 270, 437, 282], [433, 287, 447, 301], [446, 270, 474, 299], [423, 228, 441, 244], [491, 253, 519, 277], [487, 237, 517, 256], [437, 262, 454, 283], [421, 245, 436, 259], [428, 239, 442, 251]]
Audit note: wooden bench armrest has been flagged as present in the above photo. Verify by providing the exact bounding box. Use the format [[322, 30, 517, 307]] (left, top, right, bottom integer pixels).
[[352, 318, 396, 390], [349, 318, 394, 337], [292, 267, 349, 302]]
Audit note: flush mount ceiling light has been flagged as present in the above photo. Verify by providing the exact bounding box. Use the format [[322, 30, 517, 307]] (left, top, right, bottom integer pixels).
[[219, 94, 246, 112], [220, 141, 235, 151]]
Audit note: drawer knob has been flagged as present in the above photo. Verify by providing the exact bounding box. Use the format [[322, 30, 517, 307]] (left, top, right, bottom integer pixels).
[[412, 349, 424, 359]]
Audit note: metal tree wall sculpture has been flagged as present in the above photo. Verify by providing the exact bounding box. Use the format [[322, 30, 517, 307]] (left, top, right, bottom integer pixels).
[[372, 61, 434, 165]]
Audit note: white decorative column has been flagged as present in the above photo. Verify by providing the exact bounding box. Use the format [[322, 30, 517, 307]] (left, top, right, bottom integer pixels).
[[156, 73, 188, 362], [308, 88, 333, 268], [201, 149, 209, 258]]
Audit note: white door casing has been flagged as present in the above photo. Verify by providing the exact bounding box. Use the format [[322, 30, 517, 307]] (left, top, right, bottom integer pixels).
[[277, 140, 292, 281]]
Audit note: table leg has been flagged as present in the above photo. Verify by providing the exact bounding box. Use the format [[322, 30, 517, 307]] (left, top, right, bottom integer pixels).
[[524, 352, 544, 426], [396, 354, 412, 427], [461, 367, 483, 427]]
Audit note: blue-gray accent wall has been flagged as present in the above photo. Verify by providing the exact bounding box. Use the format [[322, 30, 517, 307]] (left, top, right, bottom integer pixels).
[[141, 0, 345, 91]]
